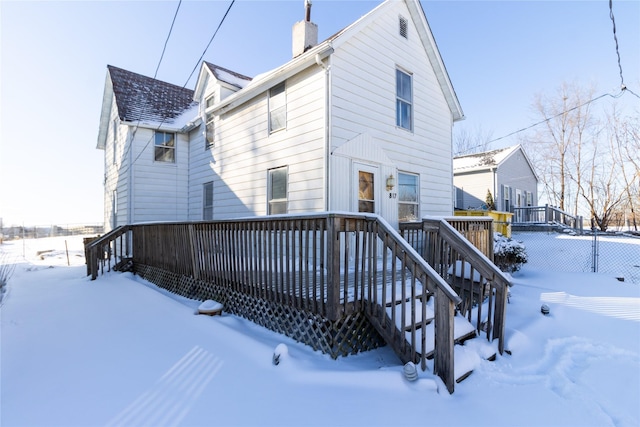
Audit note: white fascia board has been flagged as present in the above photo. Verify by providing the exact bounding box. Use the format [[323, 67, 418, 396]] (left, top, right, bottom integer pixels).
[[406, 0, 464, 122], [96, 75, 114, 150], [211, 43, 334, 116]]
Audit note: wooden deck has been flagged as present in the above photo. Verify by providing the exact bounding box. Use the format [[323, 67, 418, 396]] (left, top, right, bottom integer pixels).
[[86, 213, 510, 393]]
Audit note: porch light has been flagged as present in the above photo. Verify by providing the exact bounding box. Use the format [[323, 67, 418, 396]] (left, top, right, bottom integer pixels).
[[386, 174, 396, 191]]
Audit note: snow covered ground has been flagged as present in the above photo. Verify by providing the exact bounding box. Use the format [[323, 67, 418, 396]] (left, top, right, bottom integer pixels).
[[1, 234, 639, 426]]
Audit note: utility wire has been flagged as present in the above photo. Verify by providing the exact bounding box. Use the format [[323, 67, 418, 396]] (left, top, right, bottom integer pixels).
[[128, 0, 236, 169], [457, 89, 632, 155], [154, 0, 182, 79], [183, 0, 236, 87], [119, 0, 184, 171], [608, 0, 625, 89]]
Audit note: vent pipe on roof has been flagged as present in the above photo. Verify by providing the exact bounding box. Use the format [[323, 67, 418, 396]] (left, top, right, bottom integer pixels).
[[292, 0, 318, 58]]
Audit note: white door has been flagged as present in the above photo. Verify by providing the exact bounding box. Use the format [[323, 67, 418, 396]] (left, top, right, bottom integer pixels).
[[353, 163, 380, 215]]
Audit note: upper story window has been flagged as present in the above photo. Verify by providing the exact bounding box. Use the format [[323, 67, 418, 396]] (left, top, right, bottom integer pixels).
[[205, 112, 215, 149], [399, 16, 408, 39], [398, 172, 419, 221], [154, 131, 175, 163], [205, 94, 215, 108], [396, 69, 413, 131], [269, 82, 286, 133], [268, 166, 288, 214]]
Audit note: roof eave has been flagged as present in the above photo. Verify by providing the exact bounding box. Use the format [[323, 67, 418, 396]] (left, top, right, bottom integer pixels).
[[406, 0, 464, 122], [211, 43, 334, 116], [96, 71, 114, 150]]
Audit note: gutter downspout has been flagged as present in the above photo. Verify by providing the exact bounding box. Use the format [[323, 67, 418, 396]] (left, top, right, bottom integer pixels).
[[316, 51, 331, 211]]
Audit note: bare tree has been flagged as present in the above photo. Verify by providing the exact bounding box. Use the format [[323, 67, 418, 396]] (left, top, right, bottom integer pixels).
[[525, 82, 596, 215], [453, 125, 494, 156]]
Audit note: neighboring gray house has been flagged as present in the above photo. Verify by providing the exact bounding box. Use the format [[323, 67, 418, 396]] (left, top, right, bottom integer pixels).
[[97, 0, 464, 232], [453, 145, 538, 214]]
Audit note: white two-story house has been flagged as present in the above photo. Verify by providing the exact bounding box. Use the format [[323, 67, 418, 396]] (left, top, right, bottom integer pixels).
[[97, 0, 464, 232]]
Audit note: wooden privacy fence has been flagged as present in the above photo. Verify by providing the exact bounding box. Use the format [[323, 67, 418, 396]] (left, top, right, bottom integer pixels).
[[399, 218, 510, 355], [86, 213, 508, 393]]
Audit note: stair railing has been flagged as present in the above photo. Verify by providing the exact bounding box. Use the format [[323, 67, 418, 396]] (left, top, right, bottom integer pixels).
[[85, 225, 132, 280]]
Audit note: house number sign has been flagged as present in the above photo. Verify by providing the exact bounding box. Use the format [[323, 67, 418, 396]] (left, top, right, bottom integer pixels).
[[389, 193, 397, 199]]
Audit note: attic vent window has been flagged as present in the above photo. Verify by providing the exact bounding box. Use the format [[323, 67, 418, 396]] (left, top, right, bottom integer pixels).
[[399, 16, 408, 39]]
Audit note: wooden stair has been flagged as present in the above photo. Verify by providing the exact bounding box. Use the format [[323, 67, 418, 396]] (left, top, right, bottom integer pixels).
[[367, 293, 495, 384]]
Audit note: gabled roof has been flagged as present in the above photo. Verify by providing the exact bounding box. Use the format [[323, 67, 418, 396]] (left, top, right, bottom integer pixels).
[[193, 62, 253, 101], [453, 145, 538, 180], [209, 0, 463, 121], [107, 65, 197, 125]]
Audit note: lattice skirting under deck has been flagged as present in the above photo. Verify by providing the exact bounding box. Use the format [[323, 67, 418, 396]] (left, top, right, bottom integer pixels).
[[133, 264, 386, 358]]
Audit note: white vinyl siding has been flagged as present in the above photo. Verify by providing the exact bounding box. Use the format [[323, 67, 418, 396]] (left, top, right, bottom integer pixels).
[[329, 0, 454, 217]]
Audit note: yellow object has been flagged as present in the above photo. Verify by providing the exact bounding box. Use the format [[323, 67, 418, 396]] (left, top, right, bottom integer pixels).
[[454, 210, 513, 237]]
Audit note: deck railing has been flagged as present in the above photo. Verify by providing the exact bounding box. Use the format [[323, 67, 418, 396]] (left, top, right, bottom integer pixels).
[[85, 213, 507, 393], [400, 217, 509, 354], [513, 204, 583, 233], [85, 225, 132, 279]]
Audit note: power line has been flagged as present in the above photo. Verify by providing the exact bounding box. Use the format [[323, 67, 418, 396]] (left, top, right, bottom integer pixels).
[[457, 89, 632, 155], [608, 0, 625, 89], [183, 0, 236, 87], [127, 0, 236, 170], [118, 0, 184, 171], [154, 0, 182, 79]]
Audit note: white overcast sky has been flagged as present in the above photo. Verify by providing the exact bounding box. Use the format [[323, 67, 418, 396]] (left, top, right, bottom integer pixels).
[[1, 0, 638, 226]]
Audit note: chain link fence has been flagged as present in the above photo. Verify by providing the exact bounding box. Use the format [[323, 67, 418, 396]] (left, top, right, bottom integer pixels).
[[1, 224, 103, 241], [513, 230, 640, 284]]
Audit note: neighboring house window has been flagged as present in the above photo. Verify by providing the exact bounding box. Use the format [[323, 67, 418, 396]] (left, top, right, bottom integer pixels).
[[269, 82, 286, 133], [399, 16, 408, 39], [203, 181, 214, 220], [205, 112, 215, 149], [205, 94, 215, 108], [268, 166, 288, 214], [398, 172, 419, 221], [502, 185, 511, 212], [154, 131, 175, 163], [396, 69, 412, 131], [526, 191, 533, 207]]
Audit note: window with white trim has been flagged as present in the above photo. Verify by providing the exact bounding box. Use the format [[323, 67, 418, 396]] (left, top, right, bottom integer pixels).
[[398, 172, 419, 221], [269, 82, 286, 133], [526, 191, 533, 207], [503, 185, 511, 212], [396, 69, 412, 131], [112, 119, 118, 165], [203, 181, 214, 220], [154, 131, 175, 163], [268, 166, 288, 214]]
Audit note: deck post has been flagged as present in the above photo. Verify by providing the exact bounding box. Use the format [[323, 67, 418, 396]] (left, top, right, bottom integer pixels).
[[326, 215, 341, 321], [492, 282, 508, 354], [434, 286, 455, 393], [188, 224, 199, 280]]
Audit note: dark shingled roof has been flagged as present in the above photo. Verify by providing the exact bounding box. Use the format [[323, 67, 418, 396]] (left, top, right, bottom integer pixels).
[[108, 65, 196, 125]]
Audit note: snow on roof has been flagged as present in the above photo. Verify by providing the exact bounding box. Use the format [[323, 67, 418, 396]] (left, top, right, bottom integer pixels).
[[203, 62, 252, 89], [453, 145, 520, 173], [108, 65, 197, 128]]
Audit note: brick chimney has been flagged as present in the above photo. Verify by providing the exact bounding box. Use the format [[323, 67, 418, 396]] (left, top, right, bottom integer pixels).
[[292, 0, 318, 58]]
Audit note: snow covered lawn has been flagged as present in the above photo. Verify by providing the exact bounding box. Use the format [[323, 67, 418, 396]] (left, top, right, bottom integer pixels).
[[1, 235, 639, 426]]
